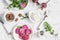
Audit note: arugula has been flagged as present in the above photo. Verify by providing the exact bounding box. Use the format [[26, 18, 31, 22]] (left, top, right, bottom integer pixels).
[[21, 14, 29, 20], [8, 0, 28, 9], [44, 22, 54, 35]]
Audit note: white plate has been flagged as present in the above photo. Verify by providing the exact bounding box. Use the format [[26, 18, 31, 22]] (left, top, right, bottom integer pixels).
[[13, 22, 32, 40], [29, 9, 44, 23]]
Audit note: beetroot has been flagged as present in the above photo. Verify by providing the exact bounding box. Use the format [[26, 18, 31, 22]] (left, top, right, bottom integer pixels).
[[15, 28, 20, 34], [20, 3, 27, 8], [41, 3, 47, 10], [32, 0, 38, 3], [22, 25, 28, 30], [15, 25, 32, 40], [25, 29, 32, 35]]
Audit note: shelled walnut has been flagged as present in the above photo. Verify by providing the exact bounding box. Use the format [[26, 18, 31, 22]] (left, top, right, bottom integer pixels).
[[5, 13, 14, 21], [15, 18, 18, 22], [18, 13, 22, 17]]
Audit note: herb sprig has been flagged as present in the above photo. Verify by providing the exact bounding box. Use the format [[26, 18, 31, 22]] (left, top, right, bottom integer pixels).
[[18, 13, 29, 20], [21, 14, 29, 20], [44, 22, 55, 35]]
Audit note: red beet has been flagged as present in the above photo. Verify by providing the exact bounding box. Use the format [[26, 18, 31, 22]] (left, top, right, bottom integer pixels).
[[15, 25, 32, 40], [25, 29, 32, 35], [42, 3, 47, 8], [41, 3, 47, 10], [15, 28, 20, 34], [32, 0, 38, 3], [22, 35, 29, 40], [36, 2, 40, 5], [22, 25, 28, 30]]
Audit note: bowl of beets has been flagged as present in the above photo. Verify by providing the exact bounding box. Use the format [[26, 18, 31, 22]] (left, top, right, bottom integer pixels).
[[14, 24, 32, 40]]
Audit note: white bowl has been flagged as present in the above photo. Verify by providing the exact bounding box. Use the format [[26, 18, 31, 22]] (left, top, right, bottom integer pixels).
[[13, 22, 32, 40], [4, 10, 16, 23], [29, 9, 44, 23], [5, 0, 28, 9]]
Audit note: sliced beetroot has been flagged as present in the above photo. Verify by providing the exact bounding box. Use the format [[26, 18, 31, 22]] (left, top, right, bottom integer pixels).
[[20, 3, 27, 8], [22, 35, 29, 40], [15, 25, 32, 40], [22, 25, 28, 30], [15, 28, 20, 34], [25, 29, 32, 35], [41, 3, 47, 10], [19, 28, 25, 34]]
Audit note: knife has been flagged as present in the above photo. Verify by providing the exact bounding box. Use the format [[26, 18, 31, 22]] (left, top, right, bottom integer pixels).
[[0, 16, 9, 34], [0, 16, 15, 40], [36, 11, 47, 37]]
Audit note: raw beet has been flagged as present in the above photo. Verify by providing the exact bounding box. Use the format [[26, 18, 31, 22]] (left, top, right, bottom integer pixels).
[[22, 25, 28, 30], [15, 25, 32, 40], [41, 3, 47, 10], [15, 28, 20, 34], [32, 0, 38, 3], [25, 29, 32, 35], [20, 3, 26, 8]]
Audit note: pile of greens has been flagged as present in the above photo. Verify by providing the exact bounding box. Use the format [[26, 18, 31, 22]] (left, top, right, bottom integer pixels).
[[8, 0, 28, 9], [44, 22, 55, 35]]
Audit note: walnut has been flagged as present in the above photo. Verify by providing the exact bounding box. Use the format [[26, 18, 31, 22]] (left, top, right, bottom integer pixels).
[[15, 18, 18, 22], [5, 13, 14, 21], [18, 13, 22, 17]]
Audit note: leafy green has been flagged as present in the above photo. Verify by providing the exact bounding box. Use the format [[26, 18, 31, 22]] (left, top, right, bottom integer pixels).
[[21, 14, 29, 20], [17, 25, 22, 28], [44, 22, 55, 35], [8, 0, 28, 9], [50, 30, 54, 35]]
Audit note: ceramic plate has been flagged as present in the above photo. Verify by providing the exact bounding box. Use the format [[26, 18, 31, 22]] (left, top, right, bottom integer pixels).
[[13, 22, 32, 40]]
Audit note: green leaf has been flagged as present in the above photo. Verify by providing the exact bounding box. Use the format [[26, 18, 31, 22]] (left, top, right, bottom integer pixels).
[[45, 29, 49, 31], [8, 0, 28, 9], [50, 31, 54, 35], [44, 22, 55, 35], [17, 25, 22, 28], [50, 30, 54, 34], [17, 0, 22, 4]]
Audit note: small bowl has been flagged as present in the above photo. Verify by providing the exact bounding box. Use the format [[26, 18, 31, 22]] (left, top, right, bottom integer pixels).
[[4, 10, 15, 23], [29, 9, 44, 23]]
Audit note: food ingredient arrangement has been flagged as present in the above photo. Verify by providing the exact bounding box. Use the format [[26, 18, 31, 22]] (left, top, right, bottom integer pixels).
[[0, 0, 59, 40]]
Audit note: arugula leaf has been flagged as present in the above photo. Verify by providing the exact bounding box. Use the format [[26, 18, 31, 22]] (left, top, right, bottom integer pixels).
[[50, 30, 54, 35], [8, 0, 28, 9], [44, 22, 55, 35]]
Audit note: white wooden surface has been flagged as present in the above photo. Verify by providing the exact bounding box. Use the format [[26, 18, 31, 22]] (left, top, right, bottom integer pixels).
[[0, 0, 60, 40]]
